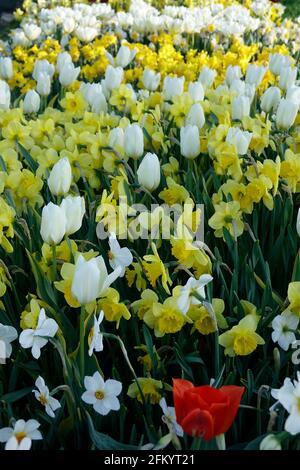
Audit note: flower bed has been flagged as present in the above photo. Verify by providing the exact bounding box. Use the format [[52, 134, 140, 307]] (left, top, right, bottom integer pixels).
[[0, 0, 299, 451]]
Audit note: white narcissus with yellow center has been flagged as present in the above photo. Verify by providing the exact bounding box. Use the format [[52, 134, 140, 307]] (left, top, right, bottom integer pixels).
[[0, 419, 42, 450], [81, 371, 122, 416]]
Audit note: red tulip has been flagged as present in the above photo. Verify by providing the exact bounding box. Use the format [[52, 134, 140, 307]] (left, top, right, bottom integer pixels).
[[173, 379, 244, 440]]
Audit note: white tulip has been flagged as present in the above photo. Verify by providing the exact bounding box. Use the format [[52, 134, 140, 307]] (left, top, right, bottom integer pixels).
[[103, 65, 124, 92], [36, 72, 51, 96], [124, 124, 144, 160], [269, 53, 292, 76], [188, 82, 204, 102], [180, 125, 200, 160], [23, 23, 42, 41], [245, 64, 267, 88], [198, 66, 216, 90], [286, 86, 300, 108], [142, 68, 161, 91], [0, 80, 10, 110], [137, 152, 161, 192], [232, 95, 250, 120], [225, 65, 241, 86], [260, 86, 281, 113], [59, 62, 80, 87], [226, 128, 252, 155], [23, 89, 40, 114], [60, 196, 85, 236], [186, 103, 205, 129], [279, 66, 297, 91], [109, 127, 124, 149], [116, 45, 136, 68], [33, 59, 55, 81], [62, 17, 76, 34], [56, 52, 72, 73], [276, 98, 298, 129], [71, 255, 121, 305], [0, 57, 13, 80], [48, 158, 72, 196], [75, 26, 98, 43], [230, 78, 245, 95], [40, 202, 66, 245], [163, 76, 185, 101]]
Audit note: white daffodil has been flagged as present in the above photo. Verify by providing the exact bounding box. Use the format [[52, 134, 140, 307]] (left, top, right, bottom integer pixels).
[[271, 372, 300, 435], [0, 323, 18, 361], [159, 398, 183, 437], [0, 419, 42, 450], [271, 312, 299, 351], [33, 376, 61, 418], [177, 274, 213, 314], [108, 232, 133, 277], [81, 371, 122, 416], [19, 308, 58, 359], [88, 311, 104, 357]]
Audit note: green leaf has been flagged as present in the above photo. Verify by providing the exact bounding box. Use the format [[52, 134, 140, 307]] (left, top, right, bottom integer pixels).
[[2, 387, 32, 403], [86, 412, 146, 450], [17, 142, 38, 173]]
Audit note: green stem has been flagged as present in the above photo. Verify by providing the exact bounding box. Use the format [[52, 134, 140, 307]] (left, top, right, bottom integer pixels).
[[214, 330, 220, 380], [79, 305, 86, 379], [52, 244, 57, 281]]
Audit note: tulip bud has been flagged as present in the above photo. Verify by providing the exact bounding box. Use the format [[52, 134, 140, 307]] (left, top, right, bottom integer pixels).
[[186, 103, 205, 129], [23, 23, 42, 41], [63, 17, 75, 34], [225, 65, 241, 86], [245, 64, 267, 87], [60, 195, 85, 236], [36, 72, 51, 96], [48, 158, 72, 196], [124, 124, 144, 160], [71, 255, 121, 305], [116, 45, 136, 68], [137, 153, 161, 192], [142, 68, 161, 91], [103, 65, 124, 92], [226, 128, 252, 155], [0, 80, 11, 110], [0, 57, 13, 80], [296, 207, 300, 237], [279, 66, 297, 91], [40, 202, 66, 245], [23, 89, 40, 114], [33, 59, 55, 81], [259, 434, 282, 451], [180, 125, 200, 160], [109, 127, 124, 149], [269, 53, 292, 76], [286, 86, 300, 108], [260, 86, 281, 113], [188, 81, 204, 102], [56, 52, 73, 73], [163, 76, 185, 101], [75, 26, 98, 43], [230, 78, 245, 95], [232, 95, 250, 120], [91, 92, 107, 114], [198, 66, 216, 90], [59, 62, 80, 88], [276, 98, 298, 129]]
